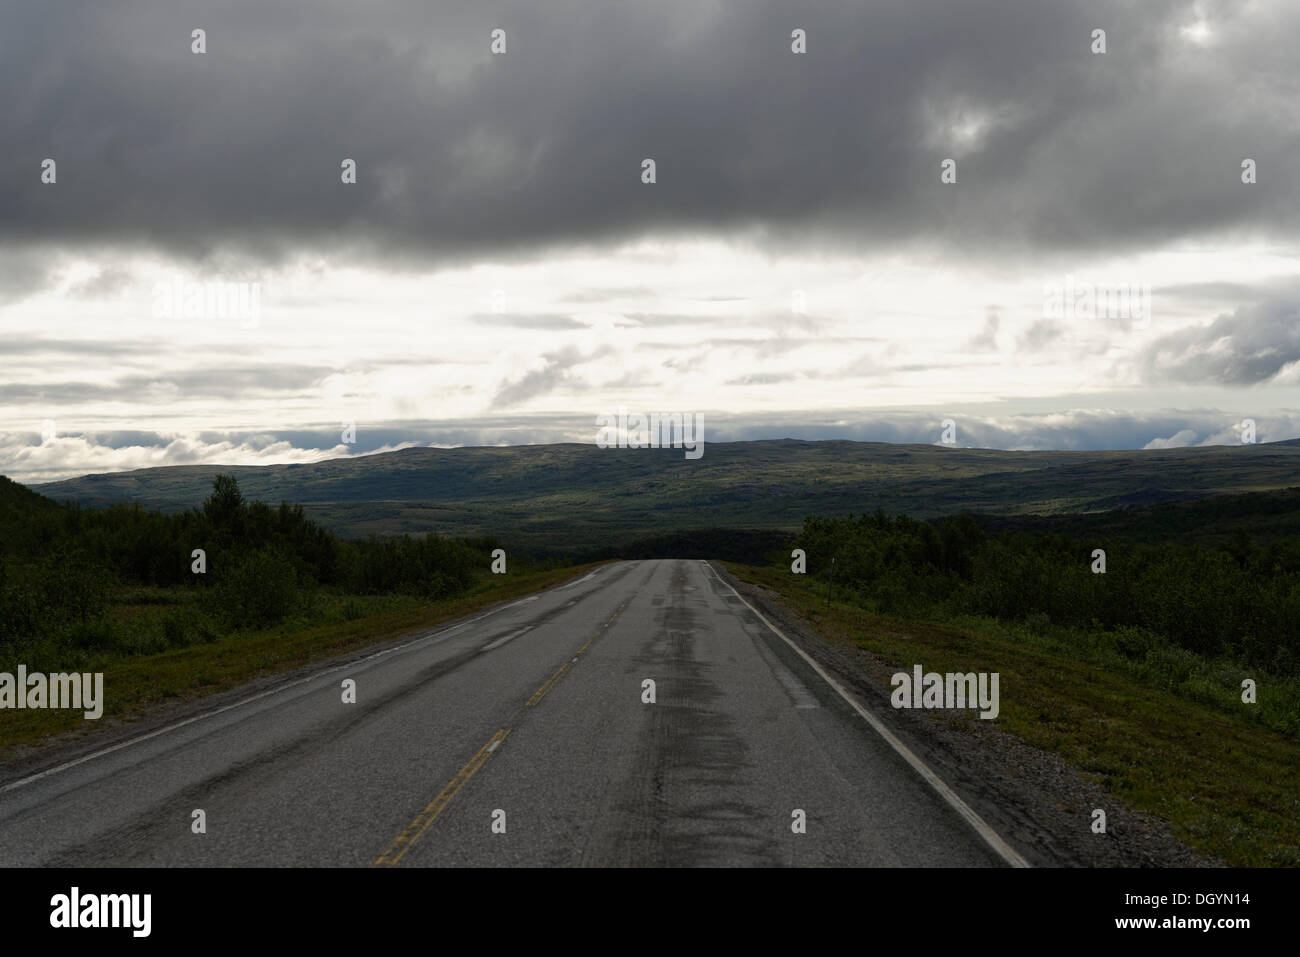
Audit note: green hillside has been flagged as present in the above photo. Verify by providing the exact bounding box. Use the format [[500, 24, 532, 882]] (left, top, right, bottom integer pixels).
[[29, 439, 1300, 553]]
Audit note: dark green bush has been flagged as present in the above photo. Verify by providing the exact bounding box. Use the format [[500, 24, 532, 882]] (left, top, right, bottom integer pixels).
[[161, 606, 218, 647], [796, 512, 1300, 673], [210, 548, 301, 630]]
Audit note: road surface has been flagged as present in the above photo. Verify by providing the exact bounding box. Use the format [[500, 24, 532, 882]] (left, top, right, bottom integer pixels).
[[0, 559, 1017, 867]]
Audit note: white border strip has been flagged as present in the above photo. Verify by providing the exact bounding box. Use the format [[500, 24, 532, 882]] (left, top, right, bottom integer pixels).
[[703, 561, 1031, 868], [4, 562, 622, 794], [0, 580, 565, 794]]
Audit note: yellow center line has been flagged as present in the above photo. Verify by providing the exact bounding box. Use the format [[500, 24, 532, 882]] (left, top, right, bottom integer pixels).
[[526, 662, 571, 707], [578, 605, 626, 654], [538, 600, 630, 699], [376, 597, 634, 864], [372, 728, 510, 867]]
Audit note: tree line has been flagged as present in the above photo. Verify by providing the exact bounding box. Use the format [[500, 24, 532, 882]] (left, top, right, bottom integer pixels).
[[799, 510, 1300, 673], [0, 475, 497, 642]]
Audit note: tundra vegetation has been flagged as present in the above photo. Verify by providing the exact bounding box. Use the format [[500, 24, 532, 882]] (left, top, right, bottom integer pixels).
[[726, 505, 1300, 866], [0, 474, 581, 749]]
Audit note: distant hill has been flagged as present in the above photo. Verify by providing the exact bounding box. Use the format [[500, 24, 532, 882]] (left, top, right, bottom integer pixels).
[[26, 439, 1300, 553], [973, 486, 1300, 546]]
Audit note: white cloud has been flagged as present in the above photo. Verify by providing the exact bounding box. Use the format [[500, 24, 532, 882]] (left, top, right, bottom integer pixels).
[[1144, 429, 1199, 449]]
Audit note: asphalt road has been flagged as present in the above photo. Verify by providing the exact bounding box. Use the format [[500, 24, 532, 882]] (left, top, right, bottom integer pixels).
[[0, 559, 1017, 867]]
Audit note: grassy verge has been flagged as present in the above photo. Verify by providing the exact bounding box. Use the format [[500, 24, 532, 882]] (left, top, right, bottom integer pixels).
[[723, 562, 1300, 867], [0, 562, 610, 758]]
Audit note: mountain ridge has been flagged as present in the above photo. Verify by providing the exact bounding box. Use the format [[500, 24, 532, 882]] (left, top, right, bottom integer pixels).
[[23, 438, 1300, 552]]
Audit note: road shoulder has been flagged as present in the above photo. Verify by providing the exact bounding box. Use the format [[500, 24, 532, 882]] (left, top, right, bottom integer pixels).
[[711, 561, 1218, 868]]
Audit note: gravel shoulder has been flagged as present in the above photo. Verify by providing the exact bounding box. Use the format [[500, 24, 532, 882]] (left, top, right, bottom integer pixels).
[[713, 562, 1218, 868]]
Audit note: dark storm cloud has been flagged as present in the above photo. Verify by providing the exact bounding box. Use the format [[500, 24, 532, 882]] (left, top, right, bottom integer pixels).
[[1136, 296, 1300, 385], [2, 0, 1295, 269]]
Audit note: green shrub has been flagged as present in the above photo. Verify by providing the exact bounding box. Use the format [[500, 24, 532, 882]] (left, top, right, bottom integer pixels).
[[61, 615, 120, 653], [210, 548, 300, 630], [161, 606, 219, 647]]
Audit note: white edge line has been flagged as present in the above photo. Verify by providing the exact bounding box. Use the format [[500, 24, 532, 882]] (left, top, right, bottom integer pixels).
[[0, 595, 528, 795], [702, 560, 1031, 869], [2, 562, 606, 795], [482, 628, 529, 652], [559, 568, 602, 590], [0, 662, 348, 795]]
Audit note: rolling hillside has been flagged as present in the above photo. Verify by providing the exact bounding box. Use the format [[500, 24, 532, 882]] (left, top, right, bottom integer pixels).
[[28, 439, 1300, 553]]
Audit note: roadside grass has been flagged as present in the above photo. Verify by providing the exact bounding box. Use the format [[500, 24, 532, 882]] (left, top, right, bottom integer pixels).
[[722, 562, 1300, 867], [0, 562, 611, 758]]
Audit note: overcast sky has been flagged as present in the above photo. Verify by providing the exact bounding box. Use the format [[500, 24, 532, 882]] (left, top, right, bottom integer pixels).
[[3, 0, 1299, 482]]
